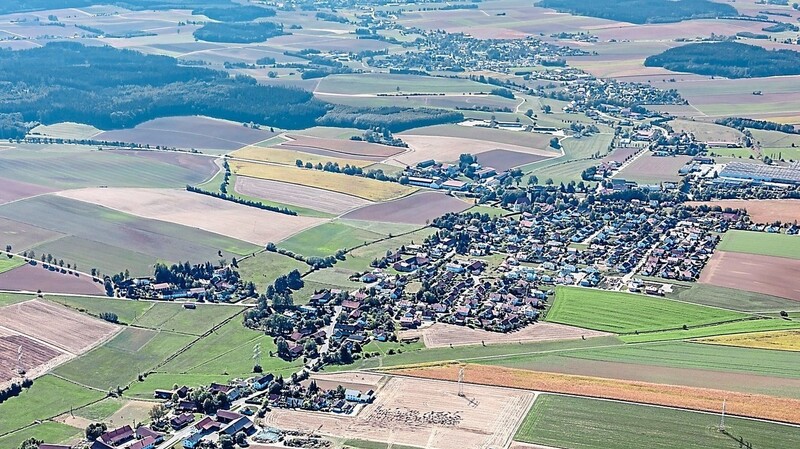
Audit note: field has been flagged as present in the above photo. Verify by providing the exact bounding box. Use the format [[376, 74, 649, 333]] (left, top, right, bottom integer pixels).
[[514, 394, 800, 449], [615, 154, 691, 184], [232, 144, 373, 168], [700, 251, 800, 301], [110, 149, 219, 180], [0, 255, 24, 274], [0, 177, 55, 206], [29, 122, 102, 140], [0, 422, 81, 449], [395, 130, 554, 167], [666, 284, 800, 313], [45, 295, 153, 325], [279, 221, 386, 257], [236, 251, 309, 294], [476, 149, 550, 171], [0, 195, 260, 275], [265, 375, 535, 449], [0, 217, 65, 252], [669, 119, 743, 143], [234, 176, 372, 215], [699, 330, 800, 352], [686, 199, 800, 224], [400, 322, 611, 349], [57, 187, 325, 246], [315, 73, 490, 95], [716, 230, 800, 260], [0, 263, 106, 295], [0, 329, 64, 385], [279, 135, 405, 160], [331, 228, 434, 273], [95, 116, 277, 151], [342, 192, 471, 225], [393, 364, 800, 424], [545, 287, 746, 334], [231, 161, 418, 202], [619, 318, 800, 343]]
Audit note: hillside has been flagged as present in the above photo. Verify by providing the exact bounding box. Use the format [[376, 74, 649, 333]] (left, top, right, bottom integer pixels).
[[644, 42, 800, 78], [537, 0, 738, 24]]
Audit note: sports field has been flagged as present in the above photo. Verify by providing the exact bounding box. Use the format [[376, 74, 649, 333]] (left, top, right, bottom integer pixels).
[[514, 394, 800, 449], [717, 230, 800, 260]]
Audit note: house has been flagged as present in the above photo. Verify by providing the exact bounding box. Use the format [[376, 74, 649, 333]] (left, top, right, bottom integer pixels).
[[175, 400, 197, 412], [209, 383, 239, 400], [253, 373, 275, 390], [128, 437, 156, 449], [182, 432, 204, 449], [221, 416, 254, 436], [170, 413, 195, 430], [310, 290, 332, 304], [135, 427, 163, 444], [90, 442, 113, 449], [440, 179, 467, 191], [216, 409, 243, 424], [345, 388, 375, 403], [194, 417, 222, 433], [153, 389, 173, 399], [100, 425, 134, 446]]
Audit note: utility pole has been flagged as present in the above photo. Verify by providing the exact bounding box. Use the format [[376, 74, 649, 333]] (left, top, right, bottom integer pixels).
[[457, 367, 465, 397], [719, 398, 727, 432]]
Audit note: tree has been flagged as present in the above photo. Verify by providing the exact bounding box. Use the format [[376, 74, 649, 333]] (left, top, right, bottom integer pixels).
[[549, 137, 561, 149], [219, 434, 235, 449], [525, 109, 534, 118], [149, 404, 167, 423], [276, 336, 289, 356], [85, 422, 107, 441], [18, 438, 42, 449], [235, 431, 247, 446]]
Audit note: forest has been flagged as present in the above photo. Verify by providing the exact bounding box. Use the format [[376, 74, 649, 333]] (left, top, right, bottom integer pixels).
[[0, 42, 326, 130], [192, 5, 276, 22], [644, 42, 800, 78], [537, 0, 737, 24], [317, 105, 464, 132], [193, 21, 286, 43], [0, 0, 234, 14]]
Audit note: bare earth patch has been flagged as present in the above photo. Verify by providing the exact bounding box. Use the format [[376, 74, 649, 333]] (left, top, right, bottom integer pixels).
[[391, 364, 800, 424], [56, 188, 327, 245], [342, 192, 471, 225], [280, 135, 404, 159], [686, 199, 800, 224], [0, 177, 54, 205], [700, 251, 800, 301], [264, 375, 535, 449], [0, 263, 105, 296], [616, 154, 691, 184], [400, 322, 612, 349], [392, 135, 553, 167], [235, 176, 372, 215]]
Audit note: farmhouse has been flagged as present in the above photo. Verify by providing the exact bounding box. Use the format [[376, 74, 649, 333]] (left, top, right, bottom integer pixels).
[[99, 425, 134, 446]]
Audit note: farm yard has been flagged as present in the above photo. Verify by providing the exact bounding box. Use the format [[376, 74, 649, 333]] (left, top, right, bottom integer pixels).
[[686, 199, 800, 224], [56, 187, 326, 246], [700, 251, 800, 301], [234, 176, 372, 215], [342, 192, 471, 225]]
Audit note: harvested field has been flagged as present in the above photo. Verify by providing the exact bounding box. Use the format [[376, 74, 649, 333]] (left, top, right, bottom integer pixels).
[[95, 116, 277, 151], [670, 119, 743, 143], [472, 149, 548, 171], [281, 135, 404, 159], [231, 162, 418, 202], [393, 134, 553, 167], [0, 300, 118, 354], [0, 330, 66, 385], [698, 330, 800, 352], [57, 188, 326, 245], [0, 264, 105, 295], [401, 322, 612, 349], [342, 192, 470, 225], [615, 154, 691, 184], [602, 147, 641, 164], [265, 375, 536, 449], [392, 364, 800, 424], [687, 199, 800, 225], [700, 251, 800, 301], [0, 178, 54, 205], [235, 176, 371, 215], [28, 122, 102, 140], [111, 150, 219, 181]]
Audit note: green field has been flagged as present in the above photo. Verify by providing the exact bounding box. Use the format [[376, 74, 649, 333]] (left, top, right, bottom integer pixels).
[[316, 73, 489, 95], [334, 227, 433, 273], [545, 287, 746, 334], [279, 221, 387, 258], [237, 251, 308, 294], [343, 439, 421, 449], [46, 295, 152, 325], [125, 373, 237, 400], [0, 255, 24, 274], [514, 394, 800, 449], [619, 318, 800, 343], [53, 328, 194, 390], [666, 284, 800, 313], [32, 235, 157, 277], [717, 230, 800, 260], [0, 422, 81, 449], [0, 375, 104, 436], [130, 303, 244, 336], [0, 292, 36, 307], [73, 398, 126, 422]]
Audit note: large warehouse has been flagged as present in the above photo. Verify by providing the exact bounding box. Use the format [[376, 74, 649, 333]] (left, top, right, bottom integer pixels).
[[719, 162, 800, 185]]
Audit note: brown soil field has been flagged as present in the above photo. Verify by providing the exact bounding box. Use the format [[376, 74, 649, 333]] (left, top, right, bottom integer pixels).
[[601, 147, 641, 164], [264, 375, 535, 449], [342, 192, 471, 225], [0, 329, 65, 384], [112, 150, 219, 181], [393, 134, 553, 167], [235, 176, 372, 215], [0, 263, 105, 296], [700, 251, 800, 301], [281, 135, 405, 159], [392, 364, 800, 424], [400, 322, 612, 349], [0, 177, 54, 205], [57, 188, 327, 245], [475, 149, 549, 171], [96, 116, 277, 151], [0, 217, 65, 251], [686, 199, 800, 224], [616, 153, 691, 184]]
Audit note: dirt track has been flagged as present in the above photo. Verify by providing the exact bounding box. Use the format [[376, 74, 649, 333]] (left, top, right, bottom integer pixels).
[[700, 251, 800, 301]]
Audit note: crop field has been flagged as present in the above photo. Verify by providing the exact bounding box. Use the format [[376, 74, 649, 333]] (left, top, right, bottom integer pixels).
[[315, 73, 490, 95], [58, 187, 325, 246], [402, 322, 611, 349], [686, 199, 800, 224], [231, 161, 418, 202], [32, 235, 157, 277], [28, 122, 102, 140], [615, 153, 691, 184], [237, 251, 308, 294], [0, 195, 260, 273], [232, 144, 372, 168], [0, 255, 23, 274], [95, 116, 277, 151], [749, 128, 800, 149], [700, 251, 800, 301], [619, 318, 800, 343], [0, 216, 65, 252], [0, 263, 106, 295], [279, 135, 405, 160], [45, 295, 152, 326], [0, 144, 214, 189], [699, 330, 800, 352], [111, 149, 219, 180], [266, 375, 535, 449], [0, 177, 55, 206], [394, 364, 800, 424], [0, 329, 64, 385], [234, 176, 372, 215], [332, 228, 434, 273], [280, 221, 386, 257], [342, 192, 471, 225], [514, 394, 800, 449], [666, 284, 800, 313], [545, 287, 746, 334], [669, 119, 744, 143], [53, 327, 193, 391], [716, 230, 800, 260], [129, 302, 244, 336], [471, 149, 549, 171]]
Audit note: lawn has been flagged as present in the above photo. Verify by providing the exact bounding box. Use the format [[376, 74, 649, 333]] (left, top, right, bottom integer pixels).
[[45, 295, 153, 325], [73, 398, 125, 422], [230, 161, 418, 202], [0, 255, 24, 274], [236, 251, 308, 295], [666, 284, 800, 313], [53, 328, 194, 391], [545, 287, 747, 334], [0, 375, 104, 436], [280, 221, 386, 257], [0, 292, 35, 307], [514, 394, 800, 449], [0, 422, 82, 449], [125, 373, 239, 400], [717, 230, 800, 260]]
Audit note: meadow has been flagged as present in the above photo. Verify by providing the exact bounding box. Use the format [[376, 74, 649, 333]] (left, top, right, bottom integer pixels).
[[619, 318, 800, 343], [236, 251, 308, 294], [545, 287, 746, 334], [699, 330, 800, 352], [45, 295, 153, 325], [514, 394, 800, 449], [717, 230, 800, 260], [0, 256, 24, 274], [0, 423, 81, 449], [279, 221, 388, 257]]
